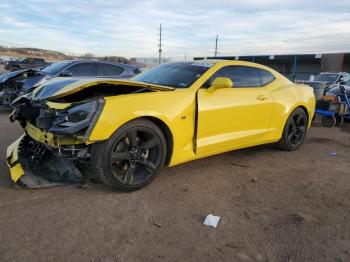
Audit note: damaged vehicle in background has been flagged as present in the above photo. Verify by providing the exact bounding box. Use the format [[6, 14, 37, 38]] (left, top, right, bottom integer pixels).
[[6, 60, 315, 190], [0, 60, 141, 108], [303, 72, 350, 100]]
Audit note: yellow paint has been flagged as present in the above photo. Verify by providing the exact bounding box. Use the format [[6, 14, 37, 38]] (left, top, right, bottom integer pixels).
[[6, 135, 25, 182], [25, 122, 83, 147], [46, 101, 72, 110]]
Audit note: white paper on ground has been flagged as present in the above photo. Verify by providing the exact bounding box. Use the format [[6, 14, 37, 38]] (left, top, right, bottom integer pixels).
[[203, 214, 220, 228]]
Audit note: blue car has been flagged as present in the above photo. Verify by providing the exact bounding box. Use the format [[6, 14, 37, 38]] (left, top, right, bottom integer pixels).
[[0, 60, 141, 108]]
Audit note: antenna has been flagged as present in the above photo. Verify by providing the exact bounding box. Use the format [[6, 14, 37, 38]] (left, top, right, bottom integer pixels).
[[158, 23, 162, 64]]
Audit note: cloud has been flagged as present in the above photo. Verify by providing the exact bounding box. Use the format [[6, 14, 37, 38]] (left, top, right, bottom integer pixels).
[[0, 0, 350, 59]]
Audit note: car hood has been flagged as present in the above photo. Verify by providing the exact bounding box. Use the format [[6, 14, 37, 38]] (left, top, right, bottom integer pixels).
[[32, 77, 175, 101]]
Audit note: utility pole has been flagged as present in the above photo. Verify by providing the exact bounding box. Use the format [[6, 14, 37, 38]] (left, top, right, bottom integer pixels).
[[158, 23, 162, 64], [185, 52, 187, 61], [214, 34, 218, 58]]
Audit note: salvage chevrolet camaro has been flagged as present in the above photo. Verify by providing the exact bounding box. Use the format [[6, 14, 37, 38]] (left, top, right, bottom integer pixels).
[[7, 60, 315, 190]]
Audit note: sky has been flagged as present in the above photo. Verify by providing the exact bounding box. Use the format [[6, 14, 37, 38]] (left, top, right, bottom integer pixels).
[[0, 0, 350, 59]]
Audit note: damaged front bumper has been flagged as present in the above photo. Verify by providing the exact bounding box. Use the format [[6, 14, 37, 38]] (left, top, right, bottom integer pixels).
[[6, 98, 105, 188], [6, 135, 84, 188]]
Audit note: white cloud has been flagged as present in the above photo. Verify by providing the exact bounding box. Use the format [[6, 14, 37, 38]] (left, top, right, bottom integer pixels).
[[0, 0, 350, 58]]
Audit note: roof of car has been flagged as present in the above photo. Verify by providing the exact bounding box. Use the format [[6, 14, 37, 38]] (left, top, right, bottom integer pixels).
[[54, 60, 139, 68]]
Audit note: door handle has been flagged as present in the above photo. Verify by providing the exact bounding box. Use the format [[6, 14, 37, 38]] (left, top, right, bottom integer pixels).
[[257, 95, 268, 101]]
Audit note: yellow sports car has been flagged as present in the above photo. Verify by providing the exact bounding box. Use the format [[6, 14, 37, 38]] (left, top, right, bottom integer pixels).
[[6, 60, 315, 190]]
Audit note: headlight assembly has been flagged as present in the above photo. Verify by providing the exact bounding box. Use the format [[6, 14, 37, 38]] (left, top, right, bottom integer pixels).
[[49, 100, 101, 135]]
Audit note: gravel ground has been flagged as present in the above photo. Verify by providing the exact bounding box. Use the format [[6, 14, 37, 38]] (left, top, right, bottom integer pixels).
[[0, 111, 349, 262]]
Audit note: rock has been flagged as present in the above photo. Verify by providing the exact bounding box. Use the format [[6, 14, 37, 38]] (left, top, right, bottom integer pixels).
[[251, 176, 258, 183]]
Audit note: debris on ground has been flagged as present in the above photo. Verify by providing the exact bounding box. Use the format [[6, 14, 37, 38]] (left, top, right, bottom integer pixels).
[[250, 176, 258, 183], [231, 162, 250, 168], [153, 222, 162, 228], [78, 184, 88, 190], [203, 214, 220, 228], [328, 152, 338, 156]]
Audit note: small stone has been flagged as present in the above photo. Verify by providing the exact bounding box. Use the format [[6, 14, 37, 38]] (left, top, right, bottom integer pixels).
[[236, 253, 250, 261], [251, 176, 258, 183]]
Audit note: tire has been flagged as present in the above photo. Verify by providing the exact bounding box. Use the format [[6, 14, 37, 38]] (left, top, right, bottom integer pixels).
[[277, 108, 308, 151], [91, 119, 167, 191], [321, 116, 336, 127], [335, 116, 344, 127]]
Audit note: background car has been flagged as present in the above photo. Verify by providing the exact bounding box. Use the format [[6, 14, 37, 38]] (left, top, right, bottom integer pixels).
[[7, 60, 315, 190], [305, 72, 350, 100], [0, 60, 141, 108], [4, 57, 48, 71]]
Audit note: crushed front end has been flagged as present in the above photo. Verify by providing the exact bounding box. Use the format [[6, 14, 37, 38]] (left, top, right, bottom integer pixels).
[[7, 94, 105, 188]]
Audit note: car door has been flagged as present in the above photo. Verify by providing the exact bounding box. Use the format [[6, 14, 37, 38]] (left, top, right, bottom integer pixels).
[[97, 63, 125, 78], [67, 63, 97, 77], [196, 66, 275, 156]]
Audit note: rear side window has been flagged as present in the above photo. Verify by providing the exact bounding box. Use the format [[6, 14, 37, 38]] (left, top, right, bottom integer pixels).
[[98, 64, 124, 76], [69, 63, 97, 76], [208, 66, 261, 87], [259, 69, 275, 85]]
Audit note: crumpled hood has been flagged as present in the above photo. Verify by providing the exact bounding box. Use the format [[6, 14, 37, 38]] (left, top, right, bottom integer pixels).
[[0, 69, 47, 92], [32, 77, 175, 101]]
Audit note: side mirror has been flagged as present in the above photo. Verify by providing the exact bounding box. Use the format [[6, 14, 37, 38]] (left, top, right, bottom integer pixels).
[[208, 77, 233, 91], [59, 70, 72, 77]]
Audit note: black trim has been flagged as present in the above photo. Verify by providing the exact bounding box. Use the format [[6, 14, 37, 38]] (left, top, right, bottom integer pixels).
[[84, 98, 105, 141]]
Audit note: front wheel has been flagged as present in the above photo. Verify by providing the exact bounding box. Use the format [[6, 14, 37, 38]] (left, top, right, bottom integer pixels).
[[91, 119, 167, 191], [277, 108, 308, 151]]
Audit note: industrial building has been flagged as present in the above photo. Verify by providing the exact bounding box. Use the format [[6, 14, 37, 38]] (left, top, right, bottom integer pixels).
[[194, 53, 350, 81]]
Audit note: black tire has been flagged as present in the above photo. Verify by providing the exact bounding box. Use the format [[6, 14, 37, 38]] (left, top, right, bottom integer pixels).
[[91, 119, 167, 191], [277, 108, 308, 151], [335, 116, 344, 127], [321, 116, 336, 127]]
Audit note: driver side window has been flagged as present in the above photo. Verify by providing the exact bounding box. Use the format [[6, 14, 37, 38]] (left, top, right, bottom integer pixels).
[[205, 66, 263, 88]]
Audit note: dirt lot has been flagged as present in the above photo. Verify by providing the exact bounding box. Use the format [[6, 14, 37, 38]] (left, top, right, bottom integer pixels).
[[0, 111, 349, 262]]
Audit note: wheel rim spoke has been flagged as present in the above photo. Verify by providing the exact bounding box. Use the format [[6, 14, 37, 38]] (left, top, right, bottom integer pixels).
[[111, 151, 129, 162], [127, 130, 138, 148], [142, 137, 160, 150], [140, 159, 157, 173], [123, 165, 135, 184], [296, 126, 306, 132], [295, 114, 303, 125]]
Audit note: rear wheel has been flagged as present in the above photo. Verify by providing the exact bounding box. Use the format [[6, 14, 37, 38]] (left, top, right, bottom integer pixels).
[[321, 115, 336, 127], [91, 119, 167, 191], [277, 108, 308, 151]]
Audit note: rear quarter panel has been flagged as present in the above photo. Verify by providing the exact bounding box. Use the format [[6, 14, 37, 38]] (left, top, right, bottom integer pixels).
[[88, 89, 197, 165], [267, 81, 315, 141]]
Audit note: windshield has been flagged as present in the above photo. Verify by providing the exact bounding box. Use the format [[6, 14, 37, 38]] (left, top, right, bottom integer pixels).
[[41, 61, 71, 75], [133, 62, 213, 88], [314, 73, 338, 82]]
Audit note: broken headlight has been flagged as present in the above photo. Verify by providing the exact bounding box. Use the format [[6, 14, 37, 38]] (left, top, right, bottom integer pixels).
[[50, 100, 99, 135]]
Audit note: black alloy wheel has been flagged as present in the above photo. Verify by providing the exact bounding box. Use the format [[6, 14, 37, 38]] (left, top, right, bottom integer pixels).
[[277, 108, 308, 151], [92, 119, 167, 191]]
